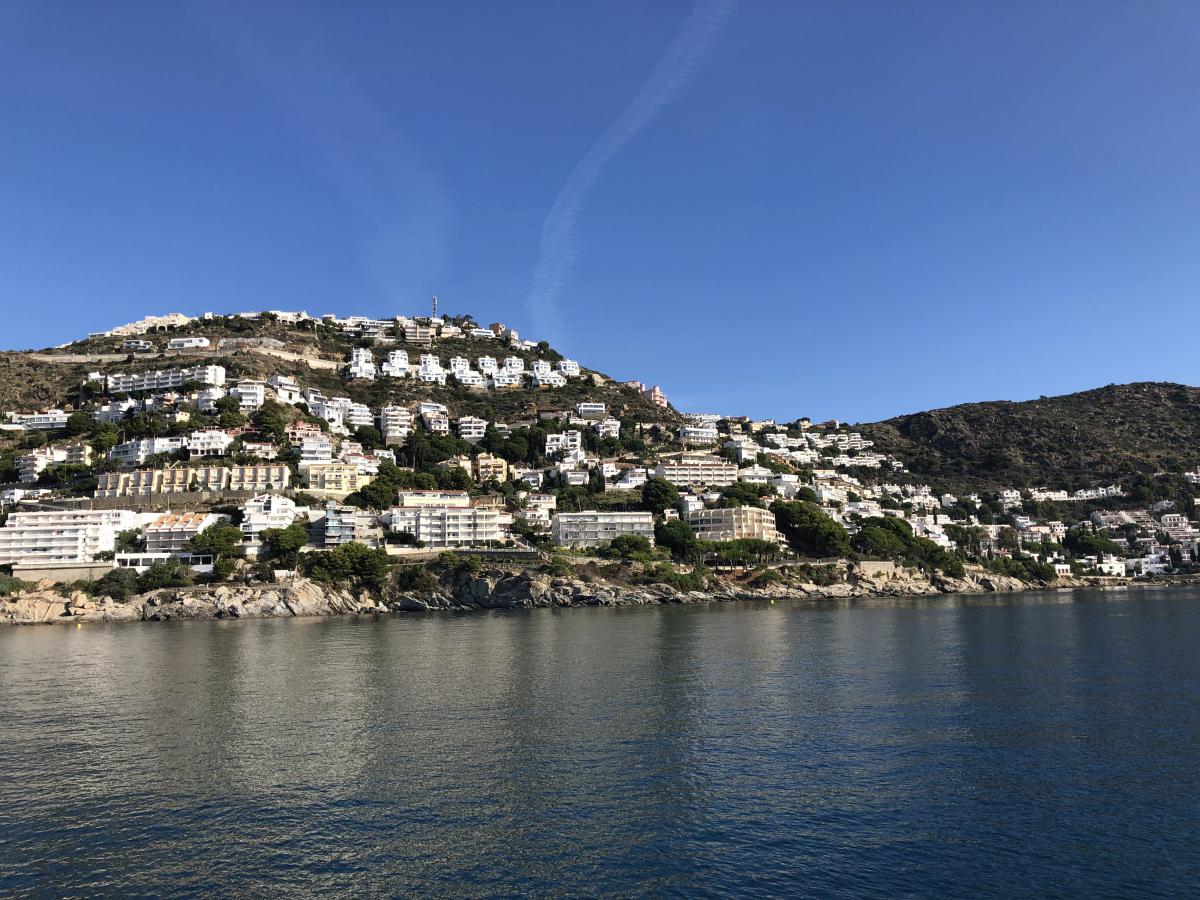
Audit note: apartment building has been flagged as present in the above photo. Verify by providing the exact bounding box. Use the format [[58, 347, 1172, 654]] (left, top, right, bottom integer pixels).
[[321, 502, 378, 548], [685, 506, 783, 545], [187, 429, 234, 458], [106, 365, 225, 393], [109, 437, 187, 467], [237, 494, 296, 542], [305, 463, 374, 499], [388, 497, 505, 548], [144, 512, 220, 553], [678, 424, 720, 446], [473, 453, 509, 483], [17, 444, 92, 483], [229, 380, 267, 412], [299, 436, 334, 469], [381, 350, 410, 378], [0, 509, 140, 566], [592, 418, 621, 440], [95, 467, 192, 497], [379, 406, 414, 446], [348, 347, 377, 379], [240, 494, 298, 543], [457, 416, 489, 443], [166, 337, 210, 350], [653, 452, 738, 488], [550, 511, 655, 548], [545, 431, 582, 456], [8, 409, 70, 430], [193, 465, 291, 493]]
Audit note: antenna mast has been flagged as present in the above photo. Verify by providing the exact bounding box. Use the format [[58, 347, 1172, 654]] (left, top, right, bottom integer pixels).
[[431, 296, 438, 317]]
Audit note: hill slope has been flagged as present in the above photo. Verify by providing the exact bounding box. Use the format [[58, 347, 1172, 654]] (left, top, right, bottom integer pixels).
[[857, 382, 1200, 492], [0, 315, 677, 427]]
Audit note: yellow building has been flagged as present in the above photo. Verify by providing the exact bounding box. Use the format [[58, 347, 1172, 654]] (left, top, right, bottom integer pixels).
[[305, 463, 375, 500]]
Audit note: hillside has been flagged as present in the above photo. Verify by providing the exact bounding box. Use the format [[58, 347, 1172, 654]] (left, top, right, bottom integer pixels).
[[0, 315, 678, 427], [858, 383, 1200, 492]]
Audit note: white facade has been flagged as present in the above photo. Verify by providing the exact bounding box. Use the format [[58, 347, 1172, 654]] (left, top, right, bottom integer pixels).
[[654, 453, 739, 488], [107, 365, 225, 394], [551, 511, 655, 548], [381, 350, 410, 378], [109, 436, 187, 466], [389, 496, 504, 548], [348, 347, 377, 379], [685, 506, 783, 545], [240, 494, 298, 543], [0, 509, 140, 565], [167, 336, 210, 350], [144, 512, 220, 553], [299, 436, 334, 469], [457, 416, 489, 443], [379, 406, 414, 446], [187, 429, 234, 457]]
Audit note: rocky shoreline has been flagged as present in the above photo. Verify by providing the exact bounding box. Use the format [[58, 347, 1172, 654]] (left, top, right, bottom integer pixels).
[[0, 564, 1135, 627]]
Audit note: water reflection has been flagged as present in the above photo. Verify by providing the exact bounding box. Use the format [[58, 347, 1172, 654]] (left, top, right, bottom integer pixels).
[[2, 590, 1199, 896]]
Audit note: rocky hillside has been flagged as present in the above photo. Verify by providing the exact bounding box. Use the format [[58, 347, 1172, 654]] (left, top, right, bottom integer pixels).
[[858, 382, 1200, 492], [0, 314, 677, 426]]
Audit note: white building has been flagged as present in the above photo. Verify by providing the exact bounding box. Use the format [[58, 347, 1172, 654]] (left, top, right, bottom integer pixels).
[[678, 424, 720, 446], [0, 509, 140, 566], [381, 350, 410, 378], [166, 336, 210, 350], [379, 406, 414, 446], [685, 506, 783, 545], [108, 436, 187, 467], [229, 380, 267, 412], [575, 402, 606, 419], [240, 494, 298, 544], [144, 512, 220, 553], [187, 429, 234, 458], [457, 416, 489, 444], [7, 409, 70, 431], [593, 417, 621, 440], [389, 491, 505, 548], [107, 365, 225, 394], [299, 436, 335, 469], [348, 347, 377, 379], [267, 374, 303, 405], [546, 431, 583, 457], [654, 452, 739, 488], [551, 511, 655, 548]]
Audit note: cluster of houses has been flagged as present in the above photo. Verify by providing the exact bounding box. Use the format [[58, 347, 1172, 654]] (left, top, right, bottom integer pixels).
[[1, 310, 1196, 585]]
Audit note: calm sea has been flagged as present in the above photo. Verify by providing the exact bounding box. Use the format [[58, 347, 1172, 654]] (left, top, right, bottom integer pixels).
[[1, 588, 1198, 897]]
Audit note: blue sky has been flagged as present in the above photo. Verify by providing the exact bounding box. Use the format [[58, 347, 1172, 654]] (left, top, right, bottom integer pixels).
[[3, 1, 1199, 422]]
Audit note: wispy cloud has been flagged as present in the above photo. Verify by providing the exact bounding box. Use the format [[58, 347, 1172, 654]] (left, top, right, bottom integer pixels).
[[526, 0, 736, 342], [187, 4, 452, 312]]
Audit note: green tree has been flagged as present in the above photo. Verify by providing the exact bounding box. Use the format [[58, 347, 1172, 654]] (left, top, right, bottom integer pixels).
[[641, 477, 680, 516], [94, 567, 139, 601], [717, 482, 772, 508], [303, 542, 390, 594], [771, 500, 851, 558], [655, 519, 699, 561], [137, 559, 192, 591], [65, 411, 91, 435], [353, 425, 383, 451], [603, 533, 654, 561], [261, 523, 310, 565], [186, 522, 245, 558]]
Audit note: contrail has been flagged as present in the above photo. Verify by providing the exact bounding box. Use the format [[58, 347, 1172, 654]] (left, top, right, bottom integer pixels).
[[526, 0, 736, 342]]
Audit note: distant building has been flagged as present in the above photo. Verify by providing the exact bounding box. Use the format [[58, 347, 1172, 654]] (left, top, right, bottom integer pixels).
[[551, 511, 655, 548]]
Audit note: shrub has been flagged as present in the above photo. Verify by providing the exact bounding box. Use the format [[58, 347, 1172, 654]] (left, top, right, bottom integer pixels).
[[94, 567, 139, 601]]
